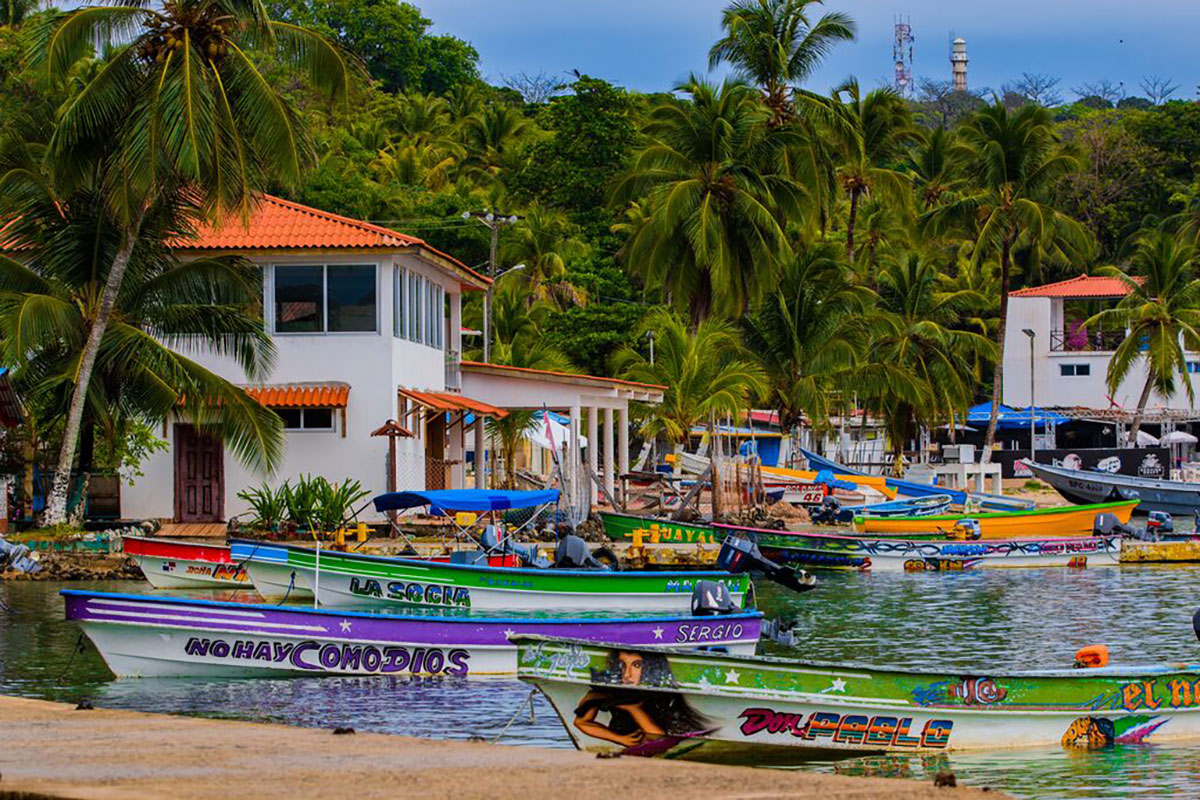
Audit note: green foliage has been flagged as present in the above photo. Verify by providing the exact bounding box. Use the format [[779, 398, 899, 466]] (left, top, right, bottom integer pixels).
[[513, 75, 636, 213], [237, 482, 289, 530], [276, 474, 369, 532], [268, 0, 476, 94]]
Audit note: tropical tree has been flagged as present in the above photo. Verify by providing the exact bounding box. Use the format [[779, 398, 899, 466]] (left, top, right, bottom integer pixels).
[[922, 101, 1093, 461], [907, 126, 963, 210], [498, 204, 586, 308], [20, 0, 356, 523], [462, 102, 534, 177], [613, 77, 805, 323], [740, 241, 875, 436], [615, 309, 766, 455], [708, 0, 855, 125], [825, 79, 916, 263], [0, 189, 284, 512], [1084, 232, 1200, 444], [866, 252, 996, 470]]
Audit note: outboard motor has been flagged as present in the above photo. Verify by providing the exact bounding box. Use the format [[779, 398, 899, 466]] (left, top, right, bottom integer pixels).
[[1148, 511, 1174, 534], [717, 535, 816, 595], [1094, 512, 1134, 538], [691, 580, 737, 616], [950, 519, 982, 541], [553, 535, 609, 570], [810, 496, 842, 526]]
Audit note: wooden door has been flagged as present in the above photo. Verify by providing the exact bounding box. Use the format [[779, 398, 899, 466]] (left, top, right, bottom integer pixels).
[[424, 412, 447, 490], [174, 425, 224, 522]]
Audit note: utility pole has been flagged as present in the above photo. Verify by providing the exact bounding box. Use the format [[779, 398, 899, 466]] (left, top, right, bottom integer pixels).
[[1023, 329, 1036, 464], [462, 210, 521, 363]]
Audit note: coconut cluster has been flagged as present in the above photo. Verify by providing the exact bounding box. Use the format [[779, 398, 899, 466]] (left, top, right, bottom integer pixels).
[[138, 19, 232, 64]]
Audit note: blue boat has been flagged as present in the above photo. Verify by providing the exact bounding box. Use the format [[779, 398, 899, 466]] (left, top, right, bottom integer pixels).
[[832, 493, 954, 523], [800, 448, 1033, 512]]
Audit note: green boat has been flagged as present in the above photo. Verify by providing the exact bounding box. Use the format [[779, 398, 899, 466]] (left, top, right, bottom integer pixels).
[[599, 512, 717, 545], [517, 635, 1200, 764], [230, 539, 749, 613]]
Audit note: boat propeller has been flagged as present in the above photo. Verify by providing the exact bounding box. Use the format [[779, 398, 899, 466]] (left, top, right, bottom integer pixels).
[[717, 535, 817, 595]]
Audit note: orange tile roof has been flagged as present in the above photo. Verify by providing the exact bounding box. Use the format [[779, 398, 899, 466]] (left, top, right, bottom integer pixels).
[[1011, 274, 1142, 299], [398, 388, 508, 418], [244, 382, 350, 408], [460, 361, 667, 392], [173, 195, 490, 290]]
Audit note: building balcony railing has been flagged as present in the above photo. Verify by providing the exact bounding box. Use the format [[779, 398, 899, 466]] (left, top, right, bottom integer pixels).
[[445, 349, 462, 391], [1049, 329, 1126, 352]]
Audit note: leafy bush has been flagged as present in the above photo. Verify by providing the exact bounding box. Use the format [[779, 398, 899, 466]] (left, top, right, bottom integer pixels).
[[236, 484, 289, 531]]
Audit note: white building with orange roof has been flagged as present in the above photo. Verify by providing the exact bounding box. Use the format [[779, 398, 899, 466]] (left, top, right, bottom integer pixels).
[[119, 196, 663, 524], [1003, 274, 1200, 412]]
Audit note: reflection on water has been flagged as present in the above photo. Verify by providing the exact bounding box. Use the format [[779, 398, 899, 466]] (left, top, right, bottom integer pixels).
[[8, 566, 1200, 799]]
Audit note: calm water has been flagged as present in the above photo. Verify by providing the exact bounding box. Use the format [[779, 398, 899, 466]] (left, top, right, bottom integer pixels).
[[6, 568, 1200, 798]]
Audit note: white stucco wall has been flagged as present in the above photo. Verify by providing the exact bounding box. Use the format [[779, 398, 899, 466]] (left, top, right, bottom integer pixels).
[[121, 252, 464, 522], [1003, 296, 1200, 411]]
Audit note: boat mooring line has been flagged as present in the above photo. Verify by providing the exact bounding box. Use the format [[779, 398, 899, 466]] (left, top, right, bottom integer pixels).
[[490, 687, 537, 744]]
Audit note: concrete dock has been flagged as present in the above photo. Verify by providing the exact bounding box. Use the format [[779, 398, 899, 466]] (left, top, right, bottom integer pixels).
[[0, 696, 1004, 799]]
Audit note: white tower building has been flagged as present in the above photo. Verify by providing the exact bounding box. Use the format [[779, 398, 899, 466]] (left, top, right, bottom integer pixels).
[[950, 37, 968, 92]]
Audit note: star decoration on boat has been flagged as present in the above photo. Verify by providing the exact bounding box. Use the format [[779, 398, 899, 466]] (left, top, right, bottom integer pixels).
[[504, 629, 516, 638], [724, 668, 741, 684], [830, 678, 847, 693], [339, 620, 352, 633], [652, 627, 664, 640]]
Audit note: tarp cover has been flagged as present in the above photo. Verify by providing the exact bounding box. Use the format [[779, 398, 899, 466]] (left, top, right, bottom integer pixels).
[[373, 489, 560, 514], [966, 402, 1068, 430]]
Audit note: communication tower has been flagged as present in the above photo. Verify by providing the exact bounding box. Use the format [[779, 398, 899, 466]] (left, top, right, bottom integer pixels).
[[893, 16, 915, 97], [950, 35, 968, 92]]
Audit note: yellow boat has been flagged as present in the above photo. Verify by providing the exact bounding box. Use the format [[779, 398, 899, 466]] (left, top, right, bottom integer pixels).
[[854, 500, 1139, 539], [761, 465, 898, 499]]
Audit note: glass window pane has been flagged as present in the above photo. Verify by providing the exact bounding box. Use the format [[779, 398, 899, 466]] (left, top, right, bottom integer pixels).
[[1078, 363, 1090, 376], [303, 408, 334, 429], [400, 268, 410, 338], [274, 266, 324, 333], [327, 265, 376, 332], [276, 409, 302, 429]]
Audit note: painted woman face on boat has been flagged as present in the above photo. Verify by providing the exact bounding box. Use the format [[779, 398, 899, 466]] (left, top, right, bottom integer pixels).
[[618, 652, 644, 685]]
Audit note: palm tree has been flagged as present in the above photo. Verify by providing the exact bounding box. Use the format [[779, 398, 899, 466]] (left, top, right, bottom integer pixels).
[[907, 126, 963, 210], [866, 252, 996, 470], [0, 0, 34, 27], [19, 0, 356, 523], [740, 241, 870, 430], [708, 0, 855, 124], [462, 103, 533, 177], [615, 308, 766, 455], [1084, 232, 1200, 445], [826, 79, 916, 263], [922, 101, 1093, 461], [498, 204, 586, 308], [0, 189, 284, 515], [613, 77, 805, 323]]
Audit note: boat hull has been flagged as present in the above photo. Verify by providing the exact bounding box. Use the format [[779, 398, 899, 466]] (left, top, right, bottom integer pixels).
[[232, 540, 750, 612], [854, 500, 1138, 538], [123, 536, 249, 588], [63, 591, 762, 678], [717, 524, 1120, 572], [516, 637, 1200, 763], [598, 512, 717, 544], [1028, 462, 1200, 516]]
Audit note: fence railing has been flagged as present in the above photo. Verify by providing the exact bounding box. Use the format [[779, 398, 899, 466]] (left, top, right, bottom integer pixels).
[[1050, 329, 1126, 352]]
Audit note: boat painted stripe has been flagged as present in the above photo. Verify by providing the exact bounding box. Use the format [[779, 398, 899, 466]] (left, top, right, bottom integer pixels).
[[81, 609, 327, 632], [88, 598, 267, 618]]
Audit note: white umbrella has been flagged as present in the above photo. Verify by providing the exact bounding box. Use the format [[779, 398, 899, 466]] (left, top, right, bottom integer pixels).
[[1161, 430, 1199, 445], [1136, 430, 1160, 446]]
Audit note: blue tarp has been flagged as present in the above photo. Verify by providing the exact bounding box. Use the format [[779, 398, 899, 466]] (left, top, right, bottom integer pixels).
[[373, 489, 560, 514], [813, 469, 858, 491], [965, 403, 1068, 430]]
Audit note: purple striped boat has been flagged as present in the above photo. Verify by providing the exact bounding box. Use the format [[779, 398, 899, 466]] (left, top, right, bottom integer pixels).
[[62, 590, 763, 678]]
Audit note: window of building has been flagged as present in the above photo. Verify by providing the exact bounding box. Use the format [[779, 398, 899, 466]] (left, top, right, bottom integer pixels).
[[392, 268, 444, 350], [1060, 363, 1091, 377], [1189, 362, 1200, 374], [276, 407, 336, 431], [273, 265, 376, 333]]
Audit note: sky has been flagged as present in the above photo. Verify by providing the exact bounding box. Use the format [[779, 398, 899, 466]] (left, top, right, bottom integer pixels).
[[422, 0, 1200, 101]]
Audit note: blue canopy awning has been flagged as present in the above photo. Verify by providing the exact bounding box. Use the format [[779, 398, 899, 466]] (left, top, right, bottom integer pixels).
[[373, 489, 560, 514], [965, 403, 1068, 430]]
